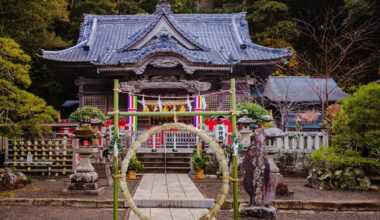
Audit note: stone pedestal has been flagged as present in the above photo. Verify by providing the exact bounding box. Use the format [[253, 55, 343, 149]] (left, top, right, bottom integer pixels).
[[239, 204, 277, 220], [64, 147, 104, 195], [68, 172, 99, 190]]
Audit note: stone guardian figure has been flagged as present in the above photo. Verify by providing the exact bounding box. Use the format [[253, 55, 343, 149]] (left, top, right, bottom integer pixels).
[[240, 128, 277, 219]]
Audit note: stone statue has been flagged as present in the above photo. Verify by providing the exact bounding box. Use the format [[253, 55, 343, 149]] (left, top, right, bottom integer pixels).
[[240, 128, 277, 219]]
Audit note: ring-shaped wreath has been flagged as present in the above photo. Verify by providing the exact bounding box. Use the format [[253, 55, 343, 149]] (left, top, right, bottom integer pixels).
[[120, 123, 229, 220]]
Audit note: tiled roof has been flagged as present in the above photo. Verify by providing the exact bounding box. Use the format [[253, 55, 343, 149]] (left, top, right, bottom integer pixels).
[[42, 2, 289, 66], [263, 76, 348, 102]]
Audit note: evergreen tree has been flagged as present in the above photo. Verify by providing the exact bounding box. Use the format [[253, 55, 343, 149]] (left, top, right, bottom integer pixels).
[[0, 0, 70, 53], [245, 0, 300, 44], [0, 38, 59, 137]]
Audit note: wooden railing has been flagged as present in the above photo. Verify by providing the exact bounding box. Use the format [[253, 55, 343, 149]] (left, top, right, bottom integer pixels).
[[266, 131, 328, 152], [135, 130, 215, 149]]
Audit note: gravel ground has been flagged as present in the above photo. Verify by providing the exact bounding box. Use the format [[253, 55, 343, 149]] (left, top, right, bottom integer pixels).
[[0, 206, 379, 220], [0, 206, 129, 220], [0, 175, 141, 200], [192, 177, 380, 202], [216, 210, 380, 220]]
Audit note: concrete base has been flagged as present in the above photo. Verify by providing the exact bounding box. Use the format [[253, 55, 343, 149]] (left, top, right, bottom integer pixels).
[[62, 187, 105, 195], [239, 205, 277, 220]]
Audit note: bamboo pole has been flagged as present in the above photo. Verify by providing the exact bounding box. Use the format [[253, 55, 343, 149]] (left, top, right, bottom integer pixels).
[[113, 79, 119, 220], [230, 78, 239, 220], [108, 111, 233, 117]]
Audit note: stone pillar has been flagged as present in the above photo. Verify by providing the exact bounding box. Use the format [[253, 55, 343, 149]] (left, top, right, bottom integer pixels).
[[291, 135, 297, 150], [284, 135, 289, 151], [307, 135, 313, 151], [275, 137, 282, 150], [299, 134, 305, 151], [314, 134, 320, 150]]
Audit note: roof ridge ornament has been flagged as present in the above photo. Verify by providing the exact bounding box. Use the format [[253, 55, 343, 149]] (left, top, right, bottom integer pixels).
[[155, 1, 172, 14]]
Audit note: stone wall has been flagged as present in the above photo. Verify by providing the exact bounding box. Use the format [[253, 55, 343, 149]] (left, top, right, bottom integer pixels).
[[273, 152, 315, 177]]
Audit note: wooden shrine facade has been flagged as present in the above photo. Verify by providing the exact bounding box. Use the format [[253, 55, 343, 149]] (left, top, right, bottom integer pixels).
[[42, 2, 290, 129]]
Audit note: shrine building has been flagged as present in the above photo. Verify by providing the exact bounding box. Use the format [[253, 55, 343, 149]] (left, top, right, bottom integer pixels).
[[42, 2, 290, 131]]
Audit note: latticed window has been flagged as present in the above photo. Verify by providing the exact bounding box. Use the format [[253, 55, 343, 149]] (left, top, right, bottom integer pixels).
[[221, 93, 250, 110], [83, 95, 107, 112], [222, 95, 231, 110], [205, 94, 219, 111]]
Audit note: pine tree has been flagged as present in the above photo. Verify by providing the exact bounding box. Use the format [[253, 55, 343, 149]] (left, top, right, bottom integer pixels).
[[0, 38, 59, 137]]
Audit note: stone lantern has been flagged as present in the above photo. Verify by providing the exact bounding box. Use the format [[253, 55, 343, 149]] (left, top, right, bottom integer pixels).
[[65, 118, 104, 194], [237, 110, 255, 149]]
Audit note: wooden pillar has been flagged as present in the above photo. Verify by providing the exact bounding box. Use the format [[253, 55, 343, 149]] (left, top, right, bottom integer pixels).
[[76, 77, 84, 107]]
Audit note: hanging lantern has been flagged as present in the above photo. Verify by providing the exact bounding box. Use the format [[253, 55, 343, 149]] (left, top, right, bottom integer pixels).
[[163, 105, 168, 112], [144, 104, 150, 112], [179, 104, 186, 112]]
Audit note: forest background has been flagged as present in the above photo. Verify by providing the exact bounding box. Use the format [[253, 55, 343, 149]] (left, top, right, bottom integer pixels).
[[0, 0, 379, 136]]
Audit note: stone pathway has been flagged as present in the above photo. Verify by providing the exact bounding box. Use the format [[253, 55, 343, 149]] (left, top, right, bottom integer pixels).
[[129, 174, 214, 220]]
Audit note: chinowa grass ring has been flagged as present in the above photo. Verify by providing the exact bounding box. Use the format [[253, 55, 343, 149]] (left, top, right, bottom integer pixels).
[[120, 123, 229, 220]]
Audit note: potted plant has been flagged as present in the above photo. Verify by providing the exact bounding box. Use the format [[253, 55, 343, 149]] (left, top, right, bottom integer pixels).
[[191, 152, 209, 180], [127, 155, 143, 180]]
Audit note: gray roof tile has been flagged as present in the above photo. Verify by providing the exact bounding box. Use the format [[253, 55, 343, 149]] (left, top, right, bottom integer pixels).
[[263, 76, 348, 102], [42, 3, 290, 66]]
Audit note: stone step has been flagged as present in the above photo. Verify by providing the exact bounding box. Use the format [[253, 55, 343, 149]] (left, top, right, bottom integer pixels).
[[131, 199, 215, 208], [128, 208, 214, 220], [142, 161, 190, 168], [139, 157, 191, 163], [137, 152, 192, 173], [140, 167, 190, 173], [137, 152, 192, 158]]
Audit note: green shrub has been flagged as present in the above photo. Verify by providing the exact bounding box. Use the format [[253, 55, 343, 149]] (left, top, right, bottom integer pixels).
[[237, 102, 269, 123], [311, 146, 380, 169], [127, 156, 143, 172], [69, 106, 106, 123], [191, 152, 209, 171], [333, 83, 380, 158]]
